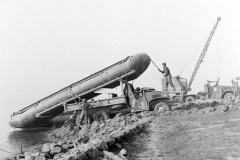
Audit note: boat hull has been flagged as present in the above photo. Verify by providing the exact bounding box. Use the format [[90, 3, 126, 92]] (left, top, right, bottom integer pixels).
[[9, 53, 151, 128]]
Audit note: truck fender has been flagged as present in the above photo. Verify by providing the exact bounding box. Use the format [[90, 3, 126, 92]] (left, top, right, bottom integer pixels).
[[110, 104, 126, 110], [221, 91, 234, 98], [149, 97, 170, 111]]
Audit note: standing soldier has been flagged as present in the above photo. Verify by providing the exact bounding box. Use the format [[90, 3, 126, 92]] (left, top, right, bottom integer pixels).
[[234, 82, 239, 97], [158, 62, 176, 91], [76, 98, 92, 127]]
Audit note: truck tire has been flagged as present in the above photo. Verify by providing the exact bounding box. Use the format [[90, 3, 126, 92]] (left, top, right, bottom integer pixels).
[[224, 92, 234, 101], [154, 102, 171, 113], [94, 111, 110, 122], [185, 96, 195, 103]]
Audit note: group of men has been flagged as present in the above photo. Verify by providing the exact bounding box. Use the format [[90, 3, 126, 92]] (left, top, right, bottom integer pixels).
[[76, 62, 175, 127]]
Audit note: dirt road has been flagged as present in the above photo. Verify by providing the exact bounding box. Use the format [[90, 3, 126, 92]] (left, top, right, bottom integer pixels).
[[123, 108, 240, 160]]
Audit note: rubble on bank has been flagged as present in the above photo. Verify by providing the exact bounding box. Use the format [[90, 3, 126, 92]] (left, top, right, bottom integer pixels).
[[7, 111, 153, 160], [6, 98, 240, 160]]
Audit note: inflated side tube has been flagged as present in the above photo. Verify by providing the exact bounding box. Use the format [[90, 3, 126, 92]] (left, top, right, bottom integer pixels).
[[9, 53, 151, 128]]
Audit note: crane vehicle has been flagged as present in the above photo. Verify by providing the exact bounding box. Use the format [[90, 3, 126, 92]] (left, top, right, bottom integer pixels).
[[162, 17, 221, 102]]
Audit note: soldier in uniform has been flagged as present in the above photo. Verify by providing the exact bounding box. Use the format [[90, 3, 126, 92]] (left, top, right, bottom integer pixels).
[[158, 62, 176, 91], [76, 98, 92, 127]]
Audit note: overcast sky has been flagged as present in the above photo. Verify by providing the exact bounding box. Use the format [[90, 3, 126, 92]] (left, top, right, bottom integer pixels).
[[0, 0, 240, 111]]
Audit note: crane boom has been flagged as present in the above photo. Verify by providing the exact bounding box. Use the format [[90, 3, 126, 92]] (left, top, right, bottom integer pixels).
[[185, 17, 221, 94]]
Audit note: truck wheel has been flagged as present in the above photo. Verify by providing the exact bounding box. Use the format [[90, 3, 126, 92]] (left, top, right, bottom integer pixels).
[[154, 102, 171, 113], [185, 96, 195, 103], [94, 111, 110, 122], [224, 93, 234, 101]]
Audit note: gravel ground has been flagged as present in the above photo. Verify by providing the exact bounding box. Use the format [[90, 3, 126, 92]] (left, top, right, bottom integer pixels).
[[123, 106, 240, 160]]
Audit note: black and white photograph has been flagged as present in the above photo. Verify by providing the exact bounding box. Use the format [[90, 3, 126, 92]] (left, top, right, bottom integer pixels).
[[0, 0, 240, 159]]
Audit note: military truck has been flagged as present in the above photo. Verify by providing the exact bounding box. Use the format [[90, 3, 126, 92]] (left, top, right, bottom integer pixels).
[[64, 79, 175, 123], [198, 78, 240, 101]]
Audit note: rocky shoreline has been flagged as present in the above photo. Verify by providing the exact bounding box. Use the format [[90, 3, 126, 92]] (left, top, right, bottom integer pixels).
[[6, 111, 154, 160], [5, 98, 239, 160]]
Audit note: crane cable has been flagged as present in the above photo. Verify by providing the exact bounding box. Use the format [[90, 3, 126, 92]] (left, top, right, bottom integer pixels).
[[178, 29, 210, 76], [0, 148, 11, 154]]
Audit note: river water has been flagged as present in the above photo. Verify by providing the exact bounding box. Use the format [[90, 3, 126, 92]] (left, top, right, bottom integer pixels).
[[0, 106, 52, 159]]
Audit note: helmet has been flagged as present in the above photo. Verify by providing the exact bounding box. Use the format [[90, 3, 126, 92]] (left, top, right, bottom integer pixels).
[[162, 62, 166, 66]]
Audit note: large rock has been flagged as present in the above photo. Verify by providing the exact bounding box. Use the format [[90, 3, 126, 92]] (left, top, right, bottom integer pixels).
[[119, 120, 126, 127], [53, 122, 75, 138], [24, 152, 36, 160], [119, 148, 127, 157], [114, 143, 122, 149], [78, 125, 89, 137], [90, 121, 99, 133], [50, 145, 62, 155], [77, 135, 90, 143], [98, 141, 108, 151], [125, 116, 131, 124], [188, 107, 199, 114], [215, 105, 229, 112], [42, 143, 56, 153], [43, 152, 54, 159], [61, 143, 74, 151], [228, 102, 240, 112], [197, 107, 215, 114], [99, 122, 106, 130], [130, 114, 138, 122], [85, 147, 101, 159], [35, 155, 46, 160], [103, 151, 124, 160]]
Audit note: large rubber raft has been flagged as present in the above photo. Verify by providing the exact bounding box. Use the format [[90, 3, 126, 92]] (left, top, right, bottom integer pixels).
[[9, 53, 151, 128]]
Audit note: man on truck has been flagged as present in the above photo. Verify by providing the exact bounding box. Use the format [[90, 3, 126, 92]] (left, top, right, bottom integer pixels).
[[158, 62, 176, 91]]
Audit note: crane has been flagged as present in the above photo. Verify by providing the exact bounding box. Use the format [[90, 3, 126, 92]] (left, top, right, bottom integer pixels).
[[161, 17, 222, 102], [185, 17, 221, 94]]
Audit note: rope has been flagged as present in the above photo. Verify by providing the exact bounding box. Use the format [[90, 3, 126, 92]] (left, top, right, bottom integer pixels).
[[69, 87, 81, 102], [150, 59, 164, 77], [0, 148, 11, 154], [178, 50, 199, 76], [179, 30, 210, 76], [150, 58, 160, 70]]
